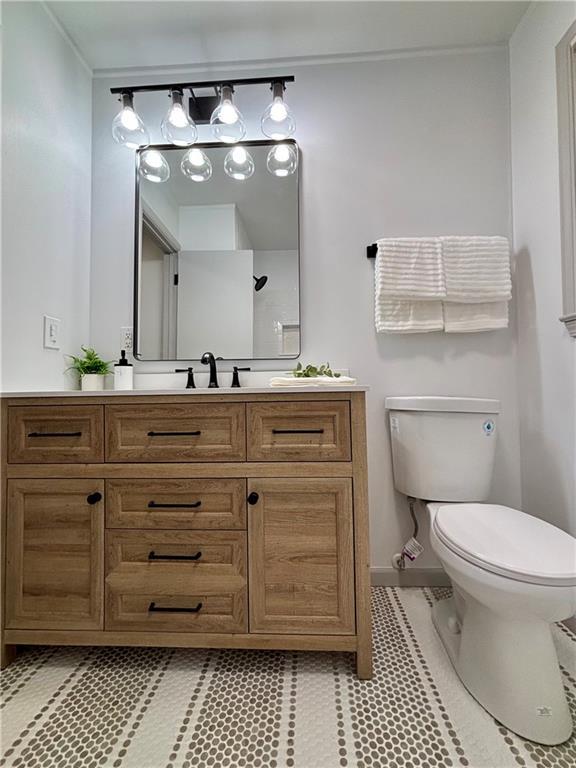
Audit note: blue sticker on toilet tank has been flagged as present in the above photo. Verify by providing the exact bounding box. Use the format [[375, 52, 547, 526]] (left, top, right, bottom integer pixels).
[[483, 420, 495, 436]]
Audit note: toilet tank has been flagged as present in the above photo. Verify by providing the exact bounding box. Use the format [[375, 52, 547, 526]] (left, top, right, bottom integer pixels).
[[385, 396, 500, 502]]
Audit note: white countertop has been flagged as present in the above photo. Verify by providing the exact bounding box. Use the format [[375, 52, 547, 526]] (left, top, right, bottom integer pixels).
[[1, 385, 369, 398]]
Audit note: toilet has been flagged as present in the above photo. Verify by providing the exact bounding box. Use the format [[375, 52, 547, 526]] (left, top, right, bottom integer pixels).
[[385, 396, 576, 746]]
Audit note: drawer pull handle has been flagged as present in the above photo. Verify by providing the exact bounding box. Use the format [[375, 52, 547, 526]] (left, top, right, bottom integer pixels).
[[148, 501, 202, 509], [271, 428, 325, 434], [148, 601, 203, 613], [247, 492, 259, 505], [28, 431, 82, 438], [147, 430, 201, 437], [148, 550, 202, 561], [86, 492, 103, 505]]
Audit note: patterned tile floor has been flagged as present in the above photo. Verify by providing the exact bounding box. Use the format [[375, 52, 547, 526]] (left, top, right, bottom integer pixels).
[[1, 587, 575, 768]]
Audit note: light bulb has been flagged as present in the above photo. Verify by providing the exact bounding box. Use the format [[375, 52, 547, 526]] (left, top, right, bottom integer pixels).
[[224, 145, 254, 180], [161, 90, 197, 146], [112, 93, 149, 149], [139, 149, 170, 183], [261, 82, 295, 140], [266, 143, 298, 177], [210, 85, 246, 143], [181, 148, 212, 182]]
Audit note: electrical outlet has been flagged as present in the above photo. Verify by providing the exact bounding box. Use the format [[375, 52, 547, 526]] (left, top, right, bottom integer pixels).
[[43, 315, 61, 350], [121, 326, 133, 351]]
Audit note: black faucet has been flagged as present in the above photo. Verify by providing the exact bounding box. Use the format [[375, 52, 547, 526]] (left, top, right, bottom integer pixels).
[[175, 367, 195, 389], [231, 366, 251, 388], [201, 352, 220, 388]]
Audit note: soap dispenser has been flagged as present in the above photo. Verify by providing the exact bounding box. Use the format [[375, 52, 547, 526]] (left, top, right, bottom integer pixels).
[[114, 350, 133, 390]]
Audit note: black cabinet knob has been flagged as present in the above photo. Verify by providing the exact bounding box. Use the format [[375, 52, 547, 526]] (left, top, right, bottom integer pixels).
[[86, 492, 102, 505], [247, 492, 259, 505]]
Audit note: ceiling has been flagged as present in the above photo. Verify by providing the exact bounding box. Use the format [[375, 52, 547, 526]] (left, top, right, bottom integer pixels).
[[48, 1, 529, 73]]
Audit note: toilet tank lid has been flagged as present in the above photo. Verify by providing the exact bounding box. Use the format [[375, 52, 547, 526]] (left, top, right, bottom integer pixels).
[[385, 396, 500, 414]]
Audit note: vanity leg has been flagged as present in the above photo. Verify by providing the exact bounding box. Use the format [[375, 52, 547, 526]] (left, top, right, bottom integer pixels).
[[356, 644, 373, 680], [1, 641, 17, 669], [351, 392, 373, 681]]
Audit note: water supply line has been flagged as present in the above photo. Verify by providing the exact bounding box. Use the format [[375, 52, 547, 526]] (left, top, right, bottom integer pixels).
[[392, 496, 423, 570]]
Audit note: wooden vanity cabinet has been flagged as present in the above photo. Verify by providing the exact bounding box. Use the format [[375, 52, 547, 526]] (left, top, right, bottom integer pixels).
[[0, 391, 372, 678]]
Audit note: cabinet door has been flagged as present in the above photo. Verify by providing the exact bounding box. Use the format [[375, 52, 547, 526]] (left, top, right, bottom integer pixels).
[[5, 480, 104, 630], [248, 478, 355, 635]]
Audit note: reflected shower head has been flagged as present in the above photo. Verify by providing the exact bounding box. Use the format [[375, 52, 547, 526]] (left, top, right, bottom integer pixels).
[[253, 275, 268, 291]]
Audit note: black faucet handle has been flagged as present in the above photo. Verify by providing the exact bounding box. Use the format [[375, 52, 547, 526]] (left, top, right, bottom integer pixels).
[[175, 367, 195, 389], [231, 366, 251, 388]]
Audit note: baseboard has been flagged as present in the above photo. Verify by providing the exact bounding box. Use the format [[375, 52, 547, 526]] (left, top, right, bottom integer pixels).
[[371, 567, 451, 587]]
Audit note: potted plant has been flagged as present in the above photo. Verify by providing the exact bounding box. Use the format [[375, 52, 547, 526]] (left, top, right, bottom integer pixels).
[[67, 346, 112, 391]]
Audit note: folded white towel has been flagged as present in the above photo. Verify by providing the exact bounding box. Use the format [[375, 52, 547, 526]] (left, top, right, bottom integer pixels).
[[375, 238, 446, 300], [441, 236, 511, 303], [376, 299, 444, 334], [443, 301, 508, 332], [269, 375, 357, 387]]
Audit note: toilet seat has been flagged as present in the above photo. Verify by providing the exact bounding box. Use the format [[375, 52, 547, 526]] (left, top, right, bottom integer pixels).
[[432, 503, 576, 587]]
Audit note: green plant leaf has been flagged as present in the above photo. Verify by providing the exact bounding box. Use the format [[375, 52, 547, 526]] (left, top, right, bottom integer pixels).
[[66, 346, 112, 376]]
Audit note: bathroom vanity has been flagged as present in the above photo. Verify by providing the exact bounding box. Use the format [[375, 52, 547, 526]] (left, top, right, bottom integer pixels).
[[0, 388, 372, 678]]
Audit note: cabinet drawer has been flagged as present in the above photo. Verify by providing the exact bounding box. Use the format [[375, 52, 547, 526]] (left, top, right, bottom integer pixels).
[[105, 404, 246, 462], [247, 402, 351, 462], [106, 479, 246, 530], [105, 530, 247, 632], [8, 406, 104, 464]]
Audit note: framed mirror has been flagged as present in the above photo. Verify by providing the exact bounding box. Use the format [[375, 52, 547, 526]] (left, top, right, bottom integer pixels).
[[134, 139, 300, 360]]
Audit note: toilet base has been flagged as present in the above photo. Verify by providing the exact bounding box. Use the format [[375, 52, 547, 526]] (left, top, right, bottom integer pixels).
[[432, 595, 573, 745]]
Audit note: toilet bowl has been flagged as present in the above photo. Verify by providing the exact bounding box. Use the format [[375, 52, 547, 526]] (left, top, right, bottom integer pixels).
[[385, 396, 576, 745], [428, 502, 576, 745]]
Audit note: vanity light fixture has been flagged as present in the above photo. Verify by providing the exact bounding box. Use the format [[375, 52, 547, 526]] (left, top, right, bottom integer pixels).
[[181, 147, 212, 182], [112, 92, 150, 149], [110, 76, 295, 149], [261, 81, 295, 140], [161, 89, 198, 146], [224, 145, 255, 180], [210, 85, 246, 144], [266, 143, 298, 177], [139, 149, 170, 183]]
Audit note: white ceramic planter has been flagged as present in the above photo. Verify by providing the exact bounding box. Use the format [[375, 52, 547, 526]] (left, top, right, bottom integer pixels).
[[81, 374, 106, 392]]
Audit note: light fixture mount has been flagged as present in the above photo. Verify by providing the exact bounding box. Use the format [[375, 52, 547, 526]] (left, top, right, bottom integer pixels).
[[110, 76, 294, 98]]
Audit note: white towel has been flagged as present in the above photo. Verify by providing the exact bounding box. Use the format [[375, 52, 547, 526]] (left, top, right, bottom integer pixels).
[[269, 375, 357, 387], [441, 236, 511, 303], [376, 300, 444, 334], [444, 301, 508, 332], [375, 238, 446, 300]]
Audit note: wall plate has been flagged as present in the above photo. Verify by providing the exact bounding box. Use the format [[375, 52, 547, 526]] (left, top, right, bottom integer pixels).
[[43, 315, 61, 350]]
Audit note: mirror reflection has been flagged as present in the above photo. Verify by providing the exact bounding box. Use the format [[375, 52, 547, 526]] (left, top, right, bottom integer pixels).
[[135, 141, 300, 360]]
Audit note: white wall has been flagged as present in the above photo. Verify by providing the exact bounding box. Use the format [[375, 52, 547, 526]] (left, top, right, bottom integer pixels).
[[510, 0, 576, 536], [253, 250, 299, 358], [1, 2, 92, 391], [140, 229, 165, 360], [177, 250, 254, 359], [90, 47, 520, 572], [141, 182, 179, 243], [178, 204, 238, 250]]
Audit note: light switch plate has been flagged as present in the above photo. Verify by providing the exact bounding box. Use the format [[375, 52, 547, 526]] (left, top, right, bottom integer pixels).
[[43, 315, 61, 350]]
